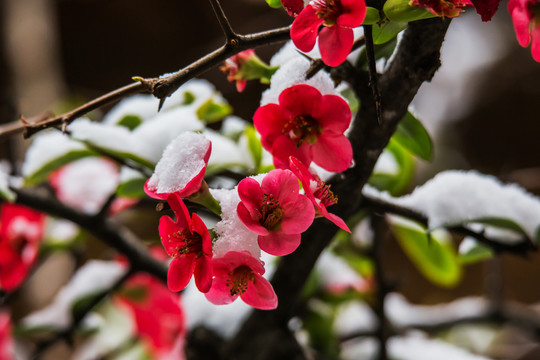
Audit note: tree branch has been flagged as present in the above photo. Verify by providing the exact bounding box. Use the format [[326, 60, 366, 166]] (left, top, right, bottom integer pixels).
[[208, 0, 237, 41], [0, 26, 291, 140]]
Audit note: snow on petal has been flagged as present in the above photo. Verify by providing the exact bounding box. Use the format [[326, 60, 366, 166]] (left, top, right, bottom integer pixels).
[[146, 132, 211, 196]]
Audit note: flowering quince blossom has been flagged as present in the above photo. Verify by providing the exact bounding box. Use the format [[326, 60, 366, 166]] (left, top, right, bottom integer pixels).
[[145, 132, 212, 200], [508, 0, 540, 61], [470, 0, 502, 21], [254, 84, 353, 172], [159, 194, 213, 293], [237, 169, 315, 256], [289, 156, 350, 232], [0, 204, 45, 291], [205, 251, 277, 310], [220, 50, 256, 92], [116, 274, 186, 360], [0, 312, 14, 360], [290, 0, 366, 66]]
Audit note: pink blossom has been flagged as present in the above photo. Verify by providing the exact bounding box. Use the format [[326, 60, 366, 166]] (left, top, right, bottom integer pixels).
[[237, 169, 314, 256], [0, 204, 45, 291], [254, 84, 353, 172], [289, 156, 350, 232], [508, 0, 540, 61], [159, 194, 213, 293], [204, 251, 277, 310], [117, 274, 185, 360], [0, 312, 14, 360], [291, 0, 366, 66]]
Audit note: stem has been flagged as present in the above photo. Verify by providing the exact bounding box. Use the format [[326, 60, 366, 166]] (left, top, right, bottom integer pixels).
[[363, 25, 382, 125], [208, 0, 237, 41], [372, 215, 388, 360]]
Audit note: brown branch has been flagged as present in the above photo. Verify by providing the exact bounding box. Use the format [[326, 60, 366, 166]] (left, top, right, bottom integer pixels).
[[0, 26, 291, 140], [208, 0, 237, 41]]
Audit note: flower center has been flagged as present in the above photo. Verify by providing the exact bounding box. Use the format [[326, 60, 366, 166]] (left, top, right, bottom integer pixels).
[[166, 230, 203, 257], [409, 0, 467, 17], [260, 194, 284, 230], [283, 114, 321, 147], [313, 181, 338, 207], [9, 235, 29, 254], [226, 265, 254, 296], [313, 0, 343, 26]]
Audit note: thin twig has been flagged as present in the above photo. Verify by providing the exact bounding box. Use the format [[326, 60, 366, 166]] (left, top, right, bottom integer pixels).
[[371, 215, 389, 360], [0, 26, 291, 140], [208, 0, 237, 41]]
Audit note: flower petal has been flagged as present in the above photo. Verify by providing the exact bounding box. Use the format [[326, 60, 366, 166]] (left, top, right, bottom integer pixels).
[[167, 256, 195, 292], [312, 134, 353, 172], [508, 0, 531, 47], [205, 276, 238, 305], [272, 135, 312, 170], [280, 195, 315, 234], [321, 210, 351, 232], [191, 213, 213, 255], [254, 104, 289, 150], [237, 201, 270, 235], [278, 84, 322, 117], [312, 95, 352, 133], [338, 0, 367, 27], [531, 24, 540, 62], [291, 5, 323, 52], [318, 26, 354, 67], [167, 194, 191, 229], [241, 274, 278, 310], [194, 255, 213, 293], [261, 169, 300, 205], [258, 232, 301, 256]]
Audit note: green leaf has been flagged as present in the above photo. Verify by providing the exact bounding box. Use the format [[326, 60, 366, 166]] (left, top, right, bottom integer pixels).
[[392, 111, 433, 161], [470, 217, 527, 236], [71, 292, 103, 320], [183, 91, 196, 105], [458, 238, 494, 264], [340, 87, 360, 114], [303, 302, 339, 358], [82, 141, 155, 172], [383, 0, 436, 23], [24, 150, 97, 186], [116, 177, 146, 198], [363, 7, 381, 25], [371, 21, 407, 45], [117, 115, 143, 131], [244, 126, 262, 171], [388, 216, 462, 287], [196, 98, 233, 124], [266, 0, 283, 8]]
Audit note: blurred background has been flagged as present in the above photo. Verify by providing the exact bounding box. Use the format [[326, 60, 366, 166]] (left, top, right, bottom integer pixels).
[[2, 0, 540, 359]]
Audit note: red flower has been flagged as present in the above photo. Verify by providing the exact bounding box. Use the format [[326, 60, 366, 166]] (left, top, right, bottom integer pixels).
[[282, 0, 305, 16], [220, 50, 255, 92], [145, 132, 212, 200], [409, 0, 472, 17], [204, 251, 277, 310], [117, 274, 185, 359], [254, 84, 353, 172], [289, 156, 350, 232], [0, 312, 14, 360], [508, 0, 540, 61], [237, 169, 314, 256], [159, 194, 213, 293], [291, 0, 366, 66], [0, 204, 45, 291]]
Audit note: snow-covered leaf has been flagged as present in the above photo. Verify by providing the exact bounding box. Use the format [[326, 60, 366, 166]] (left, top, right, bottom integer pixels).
[[458, 237, 494, 264]]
